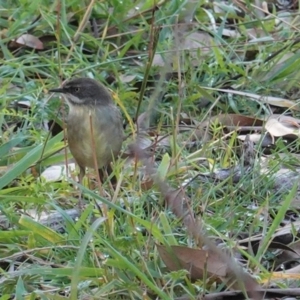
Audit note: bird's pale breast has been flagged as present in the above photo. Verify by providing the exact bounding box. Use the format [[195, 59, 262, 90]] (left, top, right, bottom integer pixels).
[[67, 104, 123, 170]]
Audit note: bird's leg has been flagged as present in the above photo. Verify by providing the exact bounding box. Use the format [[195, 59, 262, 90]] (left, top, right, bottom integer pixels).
[[78, 165, 86, 209], [99, 164, 117, 187], [106, 164, 117, 186], [78, 166, 86, 185], [98, 168, 105, 183]]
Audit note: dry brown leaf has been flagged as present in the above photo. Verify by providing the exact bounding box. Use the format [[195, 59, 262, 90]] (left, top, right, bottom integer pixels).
[[154, 24, 213, 68], [15, 100, 31, 108], [203, 87, 300, 110], [267, 114, 300, 125], [179, 31, 211, 54], [136, 112, 150, 132], [40, 163, 76, 182], [207, 114, 264, 127], [239, 221, 300, 247], [281, 264, 300, 275], [39, 35, 56, 44], [238, 133, 273, 147], [119, 74, 137, 83], [157, 244, 227, 280], [140, 177, 154, 190], [130, 142, 261, 297], [265, 117, 300, 138], [188, 114, 264, 143], [15, 34, 44, 50], [274, 240, 300, 267], [157, 244, 259, 294], [201, 288, 300, 300]]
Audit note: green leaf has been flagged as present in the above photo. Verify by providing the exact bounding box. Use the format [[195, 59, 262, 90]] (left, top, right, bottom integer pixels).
[[16, 277, 26, 300], [0, 132, 63, 190], [255, 182, 298, 260], [70, 216, 107, 300], [0, 136, 28, 157], [157, 153, 170, 180], [159, 212, 178, 245], [0, 230, 31, 241], [19, 215, 64, 244]]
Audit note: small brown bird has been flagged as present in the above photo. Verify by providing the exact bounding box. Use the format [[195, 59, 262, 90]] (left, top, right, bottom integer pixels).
[[49, 77, 123, 186]]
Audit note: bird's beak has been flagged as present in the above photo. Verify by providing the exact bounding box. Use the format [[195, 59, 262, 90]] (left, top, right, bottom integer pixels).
[[49, 87, 65, 93]]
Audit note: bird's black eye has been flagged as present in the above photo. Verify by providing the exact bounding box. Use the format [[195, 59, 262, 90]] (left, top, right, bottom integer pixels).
[[74, 87, 80, 92]]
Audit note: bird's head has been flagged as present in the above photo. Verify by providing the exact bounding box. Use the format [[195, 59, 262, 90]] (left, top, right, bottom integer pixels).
[[49, 77, 112, 106]]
